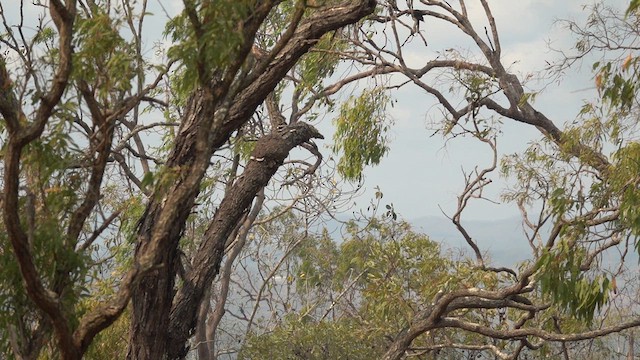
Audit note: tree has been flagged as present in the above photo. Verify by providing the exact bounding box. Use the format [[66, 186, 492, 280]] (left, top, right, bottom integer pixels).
[[239, 218, 497, 360], [330, 0, 640, 358], [3, 0, 640, 359], [213, 0, 640, 359], [0, 1, 376, 359]]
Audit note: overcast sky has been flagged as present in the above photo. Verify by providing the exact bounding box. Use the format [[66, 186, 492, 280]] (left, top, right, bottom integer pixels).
[[5, 0, 630, 222], [354, 0, 630, 221]]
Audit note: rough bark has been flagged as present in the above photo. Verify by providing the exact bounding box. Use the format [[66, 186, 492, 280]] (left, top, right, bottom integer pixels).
[[127, 89, 221, 360], [195, 190, 264, 360], [167, 123, 323, 358], [127, 2, 376, 359]]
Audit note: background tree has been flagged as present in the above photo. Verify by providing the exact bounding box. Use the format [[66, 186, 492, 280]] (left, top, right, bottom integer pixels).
[[329, 0, 640, 358], [239, 217, 502, 360]]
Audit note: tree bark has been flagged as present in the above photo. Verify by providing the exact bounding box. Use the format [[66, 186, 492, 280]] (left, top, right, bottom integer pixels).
[[167, 123, 323, 358], [195, 288, 212, 360], [127, 89, 220, 360], [126, 2, 376, 359], [195, 190, 264, 360]]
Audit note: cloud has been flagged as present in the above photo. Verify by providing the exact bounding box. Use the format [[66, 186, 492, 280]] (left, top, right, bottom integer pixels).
[[356, 1, 631, 220]]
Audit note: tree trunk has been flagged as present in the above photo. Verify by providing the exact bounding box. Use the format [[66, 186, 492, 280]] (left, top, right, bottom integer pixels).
[[166, 123, 324, 358], [126, 2, 376, 359], [128, 89, 219, 360]]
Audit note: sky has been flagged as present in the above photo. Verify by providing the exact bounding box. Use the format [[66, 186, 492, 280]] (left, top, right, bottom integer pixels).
[[3, 0, 630, 222], [353, 0, 630, 221]]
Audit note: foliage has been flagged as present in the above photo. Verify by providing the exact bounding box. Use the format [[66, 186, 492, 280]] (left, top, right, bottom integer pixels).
[[164, 0, 251, 93], [241, 218, 501, 358], [73, 7, 136, 97], [537, 240, 610, 322], [333, 87, 391, 180], [296, 32, 347, 101], [83, 308, 131, 360], [239, 319, 382, 360], [627, 0, 640, 15], [2, 0, 640, 359]]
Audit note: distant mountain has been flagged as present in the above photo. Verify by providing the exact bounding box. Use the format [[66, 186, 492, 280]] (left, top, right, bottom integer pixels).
[[409, 216, 533, 267], [318, 214, 633, 270]]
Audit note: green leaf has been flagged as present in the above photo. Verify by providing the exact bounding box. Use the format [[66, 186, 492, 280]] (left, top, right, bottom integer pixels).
[[627, 0, 640, 16], [332, 87, 392, 180]]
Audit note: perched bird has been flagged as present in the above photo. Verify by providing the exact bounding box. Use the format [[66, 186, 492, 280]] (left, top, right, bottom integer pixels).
[[410, 10, 424, 34]]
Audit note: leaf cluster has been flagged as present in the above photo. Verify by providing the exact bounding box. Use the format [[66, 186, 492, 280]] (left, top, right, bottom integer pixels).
[[332, 87, 392, 181], [537, 241, 610, 323], [73, 7, 137, 98], [164, 0, 251, 94]]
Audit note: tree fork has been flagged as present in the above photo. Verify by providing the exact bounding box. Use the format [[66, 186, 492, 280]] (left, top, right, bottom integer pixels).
[[127, 2, 376, 359], [167, 123, 323, 359]]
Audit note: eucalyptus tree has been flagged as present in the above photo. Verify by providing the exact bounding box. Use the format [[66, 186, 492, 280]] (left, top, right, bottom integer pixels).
[[5, 1, 640, 359], [239, 217, 500, 360], [331, 0, 640, 358], [0, 0, 376, 359], [225, 0, 640, 359]]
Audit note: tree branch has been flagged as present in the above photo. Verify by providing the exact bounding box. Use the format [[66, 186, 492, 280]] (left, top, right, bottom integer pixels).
[[168, 122, 323, 358]]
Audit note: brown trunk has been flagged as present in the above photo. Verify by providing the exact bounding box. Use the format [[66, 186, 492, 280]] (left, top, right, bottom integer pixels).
[[383, 327, 422, 360], [205, 191, 264, 360], [127, 89, 219, 360], [167, 123, 323, 358], [126, 2, 376, 359]]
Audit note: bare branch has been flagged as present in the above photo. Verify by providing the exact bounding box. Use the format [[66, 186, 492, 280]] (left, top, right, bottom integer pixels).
[[439, 316, 640, 343]]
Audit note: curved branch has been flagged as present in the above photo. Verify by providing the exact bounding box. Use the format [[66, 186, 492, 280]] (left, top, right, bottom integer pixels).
[[1, 1, 79, 356], [26, 0, 76, 144], [410, 342, 512, 360], [197, 189, 265, 359], [168, 122, 324, 358], [439, 316, 640, 343]]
